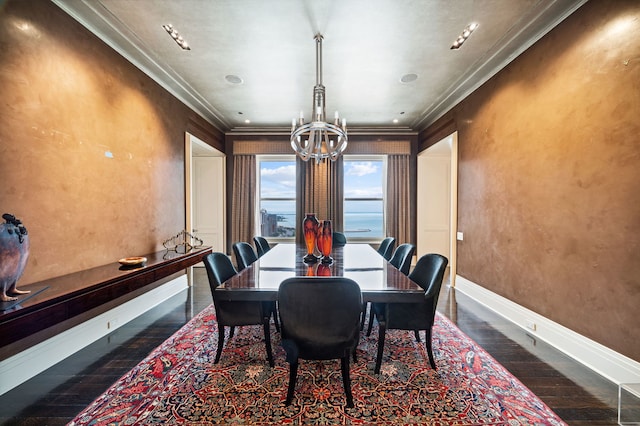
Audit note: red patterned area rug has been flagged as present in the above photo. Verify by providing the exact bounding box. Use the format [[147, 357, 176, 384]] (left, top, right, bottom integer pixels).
[[69, 305, 566, 425]]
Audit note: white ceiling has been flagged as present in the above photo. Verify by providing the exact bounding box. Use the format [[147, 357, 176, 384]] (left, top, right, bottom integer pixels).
[[54, 0, 585, 134]]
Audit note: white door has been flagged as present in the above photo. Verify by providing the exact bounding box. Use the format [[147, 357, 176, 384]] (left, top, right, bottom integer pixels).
[[417, 140, 451, 259], [193, 156, 225, 253]]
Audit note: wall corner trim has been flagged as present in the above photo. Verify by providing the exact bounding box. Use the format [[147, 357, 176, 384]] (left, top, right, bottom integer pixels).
[[455, 275, 640, 385]]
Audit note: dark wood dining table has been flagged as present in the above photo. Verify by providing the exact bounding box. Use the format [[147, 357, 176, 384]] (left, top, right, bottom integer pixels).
[[215, 243, 424, 303]]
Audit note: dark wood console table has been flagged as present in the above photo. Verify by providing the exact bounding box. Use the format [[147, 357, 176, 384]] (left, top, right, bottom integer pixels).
[[0, 246, 211, 352]]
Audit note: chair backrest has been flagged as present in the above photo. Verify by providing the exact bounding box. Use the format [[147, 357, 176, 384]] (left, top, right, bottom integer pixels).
[[278, 277, 362, 359], [389, 243, 415, 275], [332, 231, 347, 247], [202, 252, 238, 293], [377, 237, 396, 260], [203, 251, 266, 330], [232, 242, 258, 271], [408, 253, 448, 311], [253, 236, 270, 257]]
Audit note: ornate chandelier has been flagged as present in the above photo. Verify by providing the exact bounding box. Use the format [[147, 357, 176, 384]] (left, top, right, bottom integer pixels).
[[291, 34, 347, 163]]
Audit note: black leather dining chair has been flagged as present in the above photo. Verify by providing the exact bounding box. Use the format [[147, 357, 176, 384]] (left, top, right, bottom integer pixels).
[[363, 241, 414, 332], [232, 241, 258, 271], [361, 237, 397, 330], [377, 237, 396, 261], [253, 236, 271, 257], [389, 243, 415, 275], [278, 277, 362, 407], [368, 253, 448, 374], [332, 231, 347, 248], [202, 252, 275, 367]]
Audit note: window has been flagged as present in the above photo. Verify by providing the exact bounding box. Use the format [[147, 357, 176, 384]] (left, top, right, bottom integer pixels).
[[343, 156, 386, 240], [257, 156, 296, 239]]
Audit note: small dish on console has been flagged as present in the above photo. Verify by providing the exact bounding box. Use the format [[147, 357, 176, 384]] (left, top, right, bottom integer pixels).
[[118, 256, 147, 266]]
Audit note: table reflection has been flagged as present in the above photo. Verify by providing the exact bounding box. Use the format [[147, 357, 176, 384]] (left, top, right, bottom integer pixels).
[[219, 243, 422, 303]]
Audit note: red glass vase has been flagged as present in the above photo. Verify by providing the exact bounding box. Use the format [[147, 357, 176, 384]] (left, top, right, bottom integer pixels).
[[316, 220, 333, 264], [316, 263, 332, 276], [302, 213, 319, 263], [306, 265, 316, 276]]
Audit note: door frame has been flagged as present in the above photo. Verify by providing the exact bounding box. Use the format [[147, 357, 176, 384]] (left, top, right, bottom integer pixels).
[[185, 132, 225, 273], [417, 131, 458, 286]]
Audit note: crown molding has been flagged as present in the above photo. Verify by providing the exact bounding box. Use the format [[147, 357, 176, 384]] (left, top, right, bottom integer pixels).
[[413, 0, 589, 131], [53, 0, 587, 135], [52, 0, 229, 132], [225, 126, 418, 137]]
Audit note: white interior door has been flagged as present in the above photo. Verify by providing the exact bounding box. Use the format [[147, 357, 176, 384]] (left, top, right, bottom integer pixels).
[[193, 156, 225, 252], [185, 133, 226, 271], [417, 138, 451, 260]]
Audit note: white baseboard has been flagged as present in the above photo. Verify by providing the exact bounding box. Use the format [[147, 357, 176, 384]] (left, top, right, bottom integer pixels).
[[0, 275, 189, 396], [455, 275, 640, 385]]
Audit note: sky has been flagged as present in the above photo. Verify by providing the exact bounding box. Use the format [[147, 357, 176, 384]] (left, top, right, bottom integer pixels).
[[343, 160, 383, 198], [260, 160, 382, 198], [260, 159, 384, 214], [260, 162, 295, 198]]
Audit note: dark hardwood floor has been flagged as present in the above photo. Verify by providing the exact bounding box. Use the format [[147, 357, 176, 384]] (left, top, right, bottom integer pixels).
[[0, 267, 618, 425]]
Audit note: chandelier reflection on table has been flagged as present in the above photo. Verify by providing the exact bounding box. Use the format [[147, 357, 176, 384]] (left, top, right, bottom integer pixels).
[[291, 34, 347, 164]]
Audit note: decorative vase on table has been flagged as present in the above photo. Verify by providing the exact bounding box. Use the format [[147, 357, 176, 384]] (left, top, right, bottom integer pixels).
[[317, 220, 333, 264], [316, 263, 332, 276], [306, 264, 316, 276], [302, 213, 320, 263], [0, 213, 31, 302]]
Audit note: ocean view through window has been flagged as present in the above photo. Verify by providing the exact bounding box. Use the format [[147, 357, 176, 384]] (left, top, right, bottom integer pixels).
[[258, 157, 296, 238], [258, 156, 385, 241], [344, 157, 385, 240]]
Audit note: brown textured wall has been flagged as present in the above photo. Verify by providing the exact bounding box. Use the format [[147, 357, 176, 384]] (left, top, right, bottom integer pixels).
[[422, 0, 640, 360], [0, 1, 223, 284]]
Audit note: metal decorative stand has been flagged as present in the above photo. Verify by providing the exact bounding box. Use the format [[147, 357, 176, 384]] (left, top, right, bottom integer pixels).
[[163, 230, 204, 254]]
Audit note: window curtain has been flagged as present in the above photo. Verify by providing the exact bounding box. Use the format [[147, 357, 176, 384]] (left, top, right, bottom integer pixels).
[[231, 155, 256, 250], [295, 157, 344, 243], [386, 154, 411, 245]]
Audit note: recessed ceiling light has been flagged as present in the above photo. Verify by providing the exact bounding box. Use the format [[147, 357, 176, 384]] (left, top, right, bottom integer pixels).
[[162, 24, 191, 50], [225, 75, 243, 85], [400, 73, 418, 83], [244, 119, 251, 124], [451, 23, 478, 50], [393, 119, 399, 124]]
